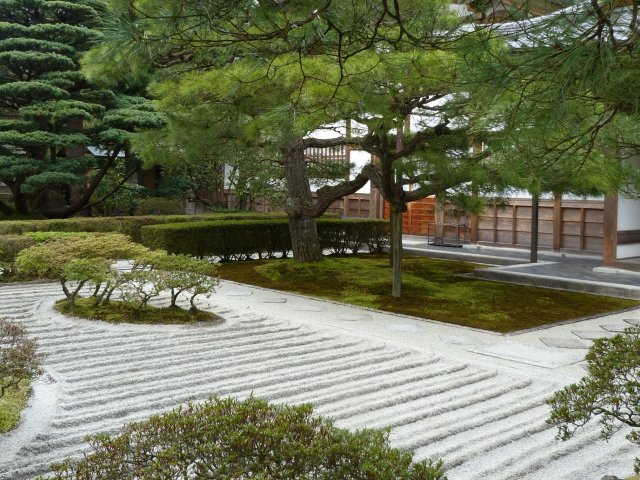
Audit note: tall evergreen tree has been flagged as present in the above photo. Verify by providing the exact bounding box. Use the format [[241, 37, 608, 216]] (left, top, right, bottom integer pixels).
[[88, 0, 476, 263], [0, 0, 163, 217]]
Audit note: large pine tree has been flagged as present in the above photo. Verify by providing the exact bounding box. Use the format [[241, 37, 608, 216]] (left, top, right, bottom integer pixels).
[[0, 0, 163, 217]]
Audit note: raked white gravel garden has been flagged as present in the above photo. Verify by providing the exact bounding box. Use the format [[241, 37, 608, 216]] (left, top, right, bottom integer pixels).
[[0, 279, 638, 480]]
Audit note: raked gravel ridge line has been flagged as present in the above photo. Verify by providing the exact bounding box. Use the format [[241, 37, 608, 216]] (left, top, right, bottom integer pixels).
[[0, 282, 635, 480]]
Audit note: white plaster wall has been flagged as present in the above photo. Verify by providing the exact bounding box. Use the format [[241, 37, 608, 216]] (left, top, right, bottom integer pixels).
[[618, 197, 640, 231], [307, 121, 372, 194], [617, 243, 640, 259]]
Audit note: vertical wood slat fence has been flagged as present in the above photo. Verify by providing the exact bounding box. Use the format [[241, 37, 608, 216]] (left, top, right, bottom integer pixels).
[[383, 196, 605, 254], [474, 198, 604, 254], [324, 193, 371, 218], [383, 197, 437, 235]]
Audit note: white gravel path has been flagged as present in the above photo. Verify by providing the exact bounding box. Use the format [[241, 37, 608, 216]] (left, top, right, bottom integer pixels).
[[0, 280, 637, 480]]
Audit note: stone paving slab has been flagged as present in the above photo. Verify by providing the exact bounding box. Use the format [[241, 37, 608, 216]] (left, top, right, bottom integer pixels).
[[222, 289, 253, 296], [293, 305, 327, 312], [600, 324, 630, 332], [385, 323, 425, 333], [540, 337, 588, 349], [336, 313, 372, 322], [572, 330, 619, 340], [439, 334, 489, 346], [467, 343, 585, 368], [259, 297, 288, 303]]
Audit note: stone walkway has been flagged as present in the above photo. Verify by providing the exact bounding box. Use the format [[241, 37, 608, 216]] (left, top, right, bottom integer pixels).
[[403, 237, 640, 299], [1, 278, 639, 480]]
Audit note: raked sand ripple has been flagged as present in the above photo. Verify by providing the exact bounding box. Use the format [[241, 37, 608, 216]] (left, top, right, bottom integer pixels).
[[0, 282, 635, 480]]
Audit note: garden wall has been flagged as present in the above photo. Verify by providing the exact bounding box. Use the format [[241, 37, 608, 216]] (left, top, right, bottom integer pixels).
[[383, 196, 605, 255]]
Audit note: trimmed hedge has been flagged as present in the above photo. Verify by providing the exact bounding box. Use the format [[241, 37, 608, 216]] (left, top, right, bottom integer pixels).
[[0, 235, 36, 276], [0, 213, 288, 242], [318, 218, 389, 254], [141, 219, 389, 261]]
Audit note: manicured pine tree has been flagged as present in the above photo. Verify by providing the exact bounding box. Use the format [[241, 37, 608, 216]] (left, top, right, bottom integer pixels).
[[88, 0, 478, 267], [0, 0, 163, 217]]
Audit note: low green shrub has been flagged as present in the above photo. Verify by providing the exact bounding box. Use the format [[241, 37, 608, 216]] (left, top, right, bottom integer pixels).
[[317, 218, 389, 254], [43, 396, 447, 480], [142, 219, 291, 260], [1, 233, 100, 278], [23, 231, 93, 243], [141, 218, 390, 260], [0, 212, 287, 242]]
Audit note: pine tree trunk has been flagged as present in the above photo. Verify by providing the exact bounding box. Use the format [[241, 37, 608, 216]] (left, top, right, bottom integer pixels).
[[13, 190, 29, 215], [283, 138, 322, 262], [390, 203, 403, 298], [0, 199, 13, 216], [45, 155, 117, 218], [390, 116, 407, 297], [530, 193, 539, 263]]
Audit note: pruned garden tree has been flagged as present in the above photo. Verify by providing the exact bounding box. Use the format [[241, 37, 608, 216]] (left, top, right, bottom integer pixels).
[[548, 326, 640, 474], [478, 101, 622, 262], [15, 233, 219, 311], [337, 45, 492, 296], [0, 0, 164, 218], [86, 0, 479, 263], [131, 107, 287, 211], [15, 233, 147, 307]]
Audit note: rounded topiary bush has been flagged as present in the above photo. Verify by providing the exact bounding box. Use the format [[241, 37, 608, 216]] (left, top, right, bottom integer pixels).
[[44, 396, 447, 480]]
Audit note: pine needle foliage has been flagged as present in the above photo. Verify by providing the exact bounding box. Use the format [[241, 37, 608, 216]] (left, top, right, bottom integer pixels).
[[0, 0, 164, 218]]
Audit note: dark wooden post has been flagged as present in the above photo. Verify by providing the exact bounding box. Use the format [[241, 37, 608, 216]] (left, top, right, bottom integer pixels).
[[553, 195, 562, 252], [603, 193, 618, 267], [470, 190, 479, 244], [530, 194, 540, 263]]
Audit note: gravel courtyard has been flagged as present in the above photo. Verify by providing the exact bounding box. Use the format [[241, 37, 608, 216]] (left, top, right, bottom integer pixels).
[[0, 280, 637, 480]]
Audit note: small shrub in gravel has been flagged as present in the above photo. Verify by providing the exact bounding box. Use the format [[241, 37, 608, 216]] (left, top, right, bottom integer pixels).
[[15, 234, 147, 308], [0, 319, 43, 398], [548, 326, 640, 474], [43, 396, 447, 480], [16, 234, 219, 319]]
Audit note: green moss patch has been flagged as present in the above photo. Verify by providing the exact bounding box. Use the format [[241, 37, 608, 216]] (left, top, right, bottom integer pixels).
[[218, 254, 639, 333], [0, 381, 31, 433], [55, 298, 222, 326]]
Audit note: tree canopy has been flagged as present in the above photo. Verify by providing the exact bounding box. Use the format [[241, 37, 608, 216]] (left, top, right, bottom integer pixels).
[[465, 0, 640, 196], [0, 0, 164, 218], [88, 0, 491, 269]]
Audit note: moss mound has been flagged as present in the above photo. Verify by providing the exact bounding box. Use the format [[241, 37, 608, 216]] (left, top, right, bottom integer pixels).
[[218, 254, 639, 333], [55, 298, 222, 326]]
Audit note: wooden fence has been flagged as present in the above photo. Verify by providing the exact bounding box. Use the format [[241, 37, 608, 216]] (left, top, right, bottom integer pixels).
[[382, 196, 605, 254], [324, 193, 371, 218], [383, 197, 436, 235], [474, 198, 604, 254]]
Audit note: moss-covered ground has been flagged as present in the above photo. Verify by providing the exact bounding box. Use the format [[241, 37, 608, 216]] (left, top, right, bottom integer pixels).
[[218, 254, 639, 333], [0, 381, 30, 433], [55, 298, 222, 325]]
